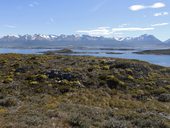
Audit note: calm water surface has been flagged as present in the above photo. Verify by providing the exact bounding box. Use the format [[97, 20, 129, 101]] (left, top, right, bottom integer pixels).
[[73, 49, 170, 67], [0, 48, 170, 67]]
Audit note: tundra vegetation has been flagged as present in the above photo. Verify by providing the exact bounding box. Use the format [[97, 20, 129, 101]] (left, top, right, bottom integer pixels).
[[0, 54, 170, 128]]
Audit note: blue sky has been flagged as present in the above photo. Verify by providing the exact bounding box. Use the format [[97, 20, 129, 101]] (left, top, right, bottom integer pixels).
[[0, 0, 169, 40]]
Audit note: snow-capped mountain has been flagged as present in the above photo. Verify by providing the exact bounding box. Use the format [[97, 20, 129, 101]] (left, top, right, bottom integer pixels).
[[0, 34, 168, 49], [0, 35, 19, 41], [0, 34, 114, 42], [165, 39, 170, 44], [0, 34, 162, 42], [115, 34, 161, 43]]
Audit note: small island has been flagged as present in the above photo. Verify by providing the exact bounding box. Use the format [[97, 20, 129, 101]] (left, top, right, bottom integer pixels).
[[43, 48, 123, 55], [43, 48, 74, 55], [134, 49, 170, 55], [105, 52, 123, 54], [100, 48, 135, 51]]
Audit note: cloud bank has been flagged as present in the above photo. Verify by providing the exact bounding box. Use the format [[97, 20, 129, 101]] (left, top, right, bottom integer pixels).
[[151, 23, 169, 27], [4, 25, 16, 29], [154, 12, 168, 17], [77, 27, 112, 37], [77, 27, 154, 37], [129, 2, 166, 11]]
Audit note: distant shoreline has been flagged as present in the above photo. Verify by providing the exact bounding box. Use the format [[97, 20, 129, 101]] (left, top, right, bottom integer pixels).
[[134, 49, 170, 55], [41, 48, 123, 55]]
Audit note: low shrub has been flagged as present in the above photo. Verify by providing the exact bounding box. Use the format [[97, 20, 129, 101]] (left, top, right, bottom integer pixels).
[[3, 77, 13, 84], [104, 119, 128, 128], [151, 87, 168, 95], [106, 75, 126, 89], [127, 75, 134, 81], [29, 81, 39, 85], [36, 74, 48, 81], [0, 98, 17, 107], [102, 65, 110, 70], [0, 108, 7, 113], [69, 114, 91, 128]]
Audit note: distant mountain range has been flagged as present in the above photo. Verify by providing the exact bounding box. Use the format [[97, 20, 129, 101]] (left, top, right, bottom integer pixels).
[[165, 39, 170, 44], [0, 34, 169, 49]]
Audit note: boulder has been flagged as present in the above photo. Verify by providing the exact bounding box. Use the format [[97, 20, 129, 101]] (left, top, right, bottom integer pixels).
[[45, 70, 76, 81], [158, 94, 170, 102]]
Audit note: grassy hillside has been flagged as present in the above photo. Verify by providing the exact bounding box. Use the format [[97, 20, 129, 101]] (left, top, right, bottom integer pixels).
[[0, 54, 170, 128]]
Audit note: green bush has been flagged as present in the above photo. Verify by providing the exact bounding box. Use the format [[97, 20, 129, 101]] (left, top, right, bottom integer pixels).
[[1, 59, 8, 64], [127, 75, 134, 81], [164, 85, 170, 90], [0, 98, 17, 107], [125, 68, 133, 75], [3, 77, 13, 84], [151, 87, 168, 95], [102, 65, 110, 70], [64, 67, 72, 72], [36, 74, 48, 81], [29, 81, 39, 85], [69, 114, 91, 128], [104, 119, 128, 128], [106, 75, 126, 89]]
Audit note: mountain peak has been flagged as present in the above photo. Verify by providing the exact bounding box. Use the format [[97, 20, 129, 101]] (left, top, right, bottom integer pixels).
[[140, 34, 152, 37], [0, 34, 168, 49], [140, 34, 157, 39], [117, 34, 161, 43], [165, 39, 170, 43], [0, 34, 164, 43]]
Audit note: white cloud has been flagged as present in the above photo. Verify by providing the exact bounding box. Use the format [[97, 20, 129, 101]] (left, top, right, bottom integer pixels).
[[77, 27, 112, 37], [119, 24, 128, 28], [129, 5, 146, 11], [164, 12, 169, 15], [113, 32, 124, 38], [4, 25, 16, 28], [112, 27, 154, 32], [154, 13, 162, 17], [151, 23, 169, 27], [151, 2, 165, 8], [98, 27, 110, 29], [129, 2, 166, 11], [77, 26, 154, 37], [154, 12, 168, 16]]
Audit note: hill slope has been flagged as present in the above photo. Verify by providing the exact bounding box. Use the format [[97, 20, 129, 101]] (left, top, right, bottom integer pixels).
[[0, 54, 170, 127]]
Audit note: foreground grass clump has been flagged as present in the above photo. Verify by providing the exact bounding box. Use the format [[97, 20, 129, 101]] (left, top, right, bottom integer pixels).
[[106, 75, 126, 90], [0, 54, 169, 128]]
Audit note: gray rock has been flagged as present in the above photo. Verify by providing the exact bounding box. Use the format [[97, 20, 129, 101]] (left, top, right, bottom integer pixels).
[[45, 69, 76, 81], [158, 94, 170, 102]]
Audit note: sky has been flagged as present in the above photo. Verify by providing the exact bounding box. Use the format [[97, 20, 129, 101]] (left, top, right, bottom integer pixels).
[[0, 0, 169, 41]]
